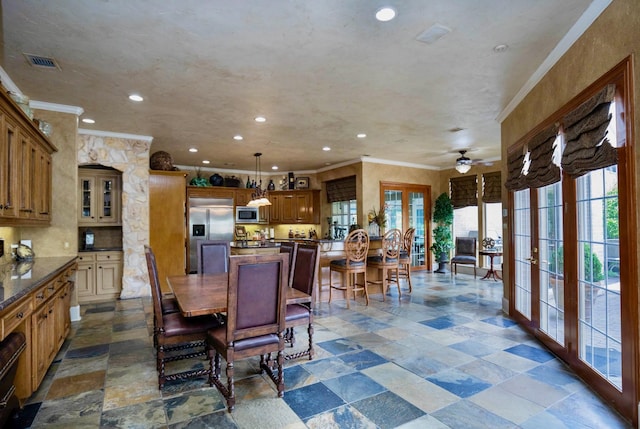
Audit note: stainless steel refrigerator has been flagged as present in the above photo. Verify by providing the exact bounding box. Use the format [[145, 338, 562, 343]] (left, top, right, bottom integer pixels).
[[188, 197, 234, 273]]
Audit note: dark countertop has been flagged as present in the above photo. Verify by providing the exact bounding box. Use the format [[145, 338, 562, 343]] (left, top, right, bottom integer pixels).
[[78, 247, 123, 252], [0, 256, 78, 311]]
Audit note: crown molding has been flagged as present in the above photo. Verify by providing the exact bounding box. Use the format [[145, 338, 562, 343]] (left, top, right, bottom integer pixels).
[[30, 100, 84, 115], [78, 128, 153, 142]]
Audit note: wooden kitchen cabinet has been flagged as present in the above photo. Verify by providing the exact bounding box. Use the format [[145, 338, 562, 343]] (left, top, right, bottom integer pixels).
[[0, 90, 56, 226], [78, 167, 122, 226], [269, 190, 320, 224], [77, 251, 122, 303]]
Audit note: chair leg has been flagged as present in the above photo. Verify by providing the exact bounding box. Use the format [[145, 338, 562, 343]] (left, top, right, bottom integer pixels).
[[276, 350, 285, 397], [307, 322, 314, 360], [394, 267, 401, 297], [328, 269, 333, 303], [157, 345, 166, 389], [406, 263, 413, 292], [225, 361, 236, 412], [362, 271, 369, 305]]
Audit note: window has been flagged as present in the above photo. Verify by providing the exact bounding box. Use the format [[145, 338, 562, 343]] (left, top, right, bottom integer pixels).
[[330, 200, 357, 240]]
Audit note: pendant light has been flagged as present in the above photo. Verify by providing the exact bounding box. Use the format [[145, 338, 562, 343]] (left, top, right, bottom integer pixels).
[[455, 150, 472, 174], [247, 153, 272, 207]]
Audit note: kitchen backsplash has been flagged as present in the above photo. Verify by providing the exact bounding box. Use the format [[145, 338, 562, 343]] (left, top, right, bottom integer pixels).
[[78, 226, 123, 250]]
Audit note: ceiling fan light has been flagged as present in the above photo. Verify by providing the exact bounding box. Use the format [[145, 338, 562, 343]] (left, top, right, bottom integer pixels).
[[455, 163, 472, 174]]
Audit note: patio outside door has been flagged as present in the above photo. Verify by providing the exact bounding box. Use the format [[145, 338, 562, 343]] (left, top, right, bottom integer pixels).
[[380, 182, 430, 271]]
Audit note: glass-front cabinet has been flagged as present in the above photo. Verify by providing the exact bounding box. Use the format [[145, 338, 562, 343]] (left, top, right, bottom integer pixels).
[[78, 167, 121, 226]]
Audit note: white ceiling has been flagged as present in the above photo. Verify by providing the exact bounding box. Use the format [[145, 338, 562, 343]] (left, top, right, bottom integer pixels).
[[1, 0, 603, 173]]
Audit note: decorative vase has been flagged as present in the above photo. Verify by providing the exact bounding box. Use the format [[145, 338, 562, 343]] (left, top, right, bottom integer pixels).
[[434, 251, 448, 273], [368, 222, 380, 237]]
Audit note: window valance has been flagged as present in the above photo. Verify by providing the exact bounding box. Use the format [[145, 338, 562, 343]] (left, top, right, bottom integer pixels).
[[561, 84, 618, 178], [482, 171, 502, 203], [450, 175, 477, 208], [326, 175, 357, 203]]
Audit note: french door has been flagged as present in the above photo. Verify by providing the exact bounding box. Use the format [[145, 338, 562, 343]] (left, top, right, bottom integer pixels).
[[511, 164, 633, 419], [380, 182, 430, 271]]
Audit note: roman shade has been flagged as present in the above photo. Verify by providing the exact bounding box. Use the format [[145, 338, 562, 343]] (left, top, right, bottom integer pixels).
[[561, 84, 618, 178], [504, 149, 527, 191], [524, 123, 560, 188], [450, 175, 477, 209], [482, 171, 502, 203], [326, 176, 357, 203]]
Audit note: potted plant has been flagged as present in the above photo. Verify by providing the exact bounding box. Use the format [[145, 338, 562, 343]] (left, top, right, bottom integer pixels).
[[430, 193, 453, 273]]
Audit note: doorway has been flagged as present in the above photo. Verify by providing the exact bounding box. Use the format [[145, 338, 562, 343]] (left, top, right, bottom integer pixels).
[[380, 182, 430, 271]]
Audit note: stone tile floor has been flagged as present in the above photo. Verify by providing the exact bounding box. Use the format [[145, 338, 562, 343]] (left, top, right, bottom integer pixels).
[[8, 271, 632, 428]]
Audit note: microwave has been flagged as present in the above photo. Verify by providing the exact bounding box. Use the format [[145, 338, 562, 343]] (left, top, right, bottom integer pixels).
[[236, 206, 259, 223]]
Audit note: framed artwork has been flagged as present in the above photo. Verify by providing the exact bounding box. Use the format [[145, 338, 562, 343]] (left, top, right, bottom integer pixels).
[[295, 177, 309, 189]]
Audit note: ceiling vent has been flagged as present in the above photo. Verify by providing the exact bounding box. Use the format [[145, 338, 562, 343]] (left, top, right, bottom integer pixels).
[[23, 53, 60, 70], [416, 23, 451, 45]]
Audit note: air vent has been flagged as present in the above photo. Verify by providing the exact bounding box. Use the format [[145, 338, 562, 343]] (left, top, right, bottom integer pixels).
[[416, 23, 451, 45], [23, 53, 60, 70]]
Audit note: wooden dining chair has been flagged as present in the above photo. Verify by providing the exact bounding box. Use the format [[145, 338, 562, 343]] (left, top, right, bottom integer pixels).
[[367, 228, 402, 300], [144, 245, 223, 389], [284, 242, 320, 360], [389, 227, 416, 292], [206, 254, 288, 412], [329, 229, 370, 308], [279, 241, 298, 287], [197, 240, 231, 274]]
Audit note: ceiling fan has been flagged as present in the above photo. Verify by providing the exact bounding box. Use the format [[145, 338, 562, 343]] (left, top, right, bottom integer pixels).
[[455, 150, 473, 174]]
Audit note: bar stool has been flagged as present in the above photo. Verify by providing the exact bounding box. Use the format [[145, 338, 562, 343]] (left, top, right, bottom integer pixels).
[[329, 229, 370, 308], [367, 229, 402, 300], [389, 228, 415, 293]]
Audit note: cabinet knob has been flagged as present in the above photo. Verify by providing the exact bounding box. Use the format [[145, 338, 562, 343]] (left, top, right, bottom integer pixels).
[[16, 312, 24, 319]]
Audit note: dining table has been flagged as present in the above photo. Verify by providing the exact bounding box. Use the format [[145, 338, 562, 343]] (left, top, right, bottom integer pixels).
[[167, 272, 312, 317]]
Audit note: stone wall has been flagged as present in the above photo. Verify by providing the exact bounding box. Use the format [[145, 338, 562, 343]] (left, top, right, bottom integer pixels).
[[77, 133, 150, 299]]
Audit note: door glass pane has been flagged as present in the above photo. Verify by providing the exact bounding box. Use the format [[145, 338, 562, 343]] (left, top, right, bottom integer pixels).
[[384, 190, 402, 231], [538, 182, 564, 345], [577, 166, 621, 389], [514, 188, 532, 319], [408, 191, 425, 266]]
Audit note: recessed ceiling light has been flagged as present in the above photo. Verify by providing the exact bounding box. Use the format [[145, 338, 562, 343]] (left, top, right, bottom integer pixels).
[[376, 7, 396, 22], [233, 135, 243, 141], [202, 160, 210, 164], [357, 133, 367, 139], [82, 118, 95, 124], [323, 146, 331, 151], [189, 148, 198, 153], [271, 166, 278, 170], [128, 94, 144, 102], [254, 116, 266, 123]]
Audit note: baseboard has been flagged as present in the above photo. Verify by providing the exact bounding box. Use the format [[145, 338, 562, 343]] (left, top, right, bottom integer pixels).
[[502, 297, 509, 315], [70, 305, 81, 322]]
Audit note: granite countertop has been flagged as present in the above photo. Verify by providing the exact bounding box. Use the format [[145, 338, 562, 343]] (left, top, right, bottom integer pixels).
[[0, 256, 78, 311], [78, 247, 123, 252]]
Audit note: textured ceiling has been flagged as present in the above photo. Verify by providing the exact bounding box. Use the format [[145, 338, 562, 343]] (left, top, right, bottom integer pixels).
[[1, 0, 596, 173]]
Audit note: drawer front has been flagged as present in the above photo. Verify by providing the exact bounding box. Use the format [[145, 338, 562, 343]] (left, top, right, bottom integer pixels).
[[96, 252, 122, 262], [77, 254, 96, 263], [1, 298, 33, 340]]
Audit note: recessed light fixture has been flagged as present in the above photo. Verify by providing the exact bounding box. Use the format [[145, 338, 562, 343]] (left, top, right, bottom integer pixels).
[[254, 116, 266, 123], [376, 7, 396, 22], [493, 44, 509, 53], [128, 94, 144, 102], [82, 118, 95, 124], [233, 135, 243, 141], [202, 160, 210, 164], [271, 166, 278, 170], [189, 148, 198, 153], [357, 133, 367, 139], [322, 146, 331, 151]]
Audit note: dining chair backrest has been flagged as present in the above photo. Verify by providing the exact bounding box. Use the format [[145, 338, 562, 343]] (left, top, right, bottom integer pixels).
[[291, 243, 321, 297], [381, 229, 402, 262], [454, 237, 477, 258], [226, 254, 288, 342], [279, 241, 298, 287], [144, 245, 165, 330], [344, 229, 370, 266], [197, 240, 231, 274], [403, 228, 416, 257]]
